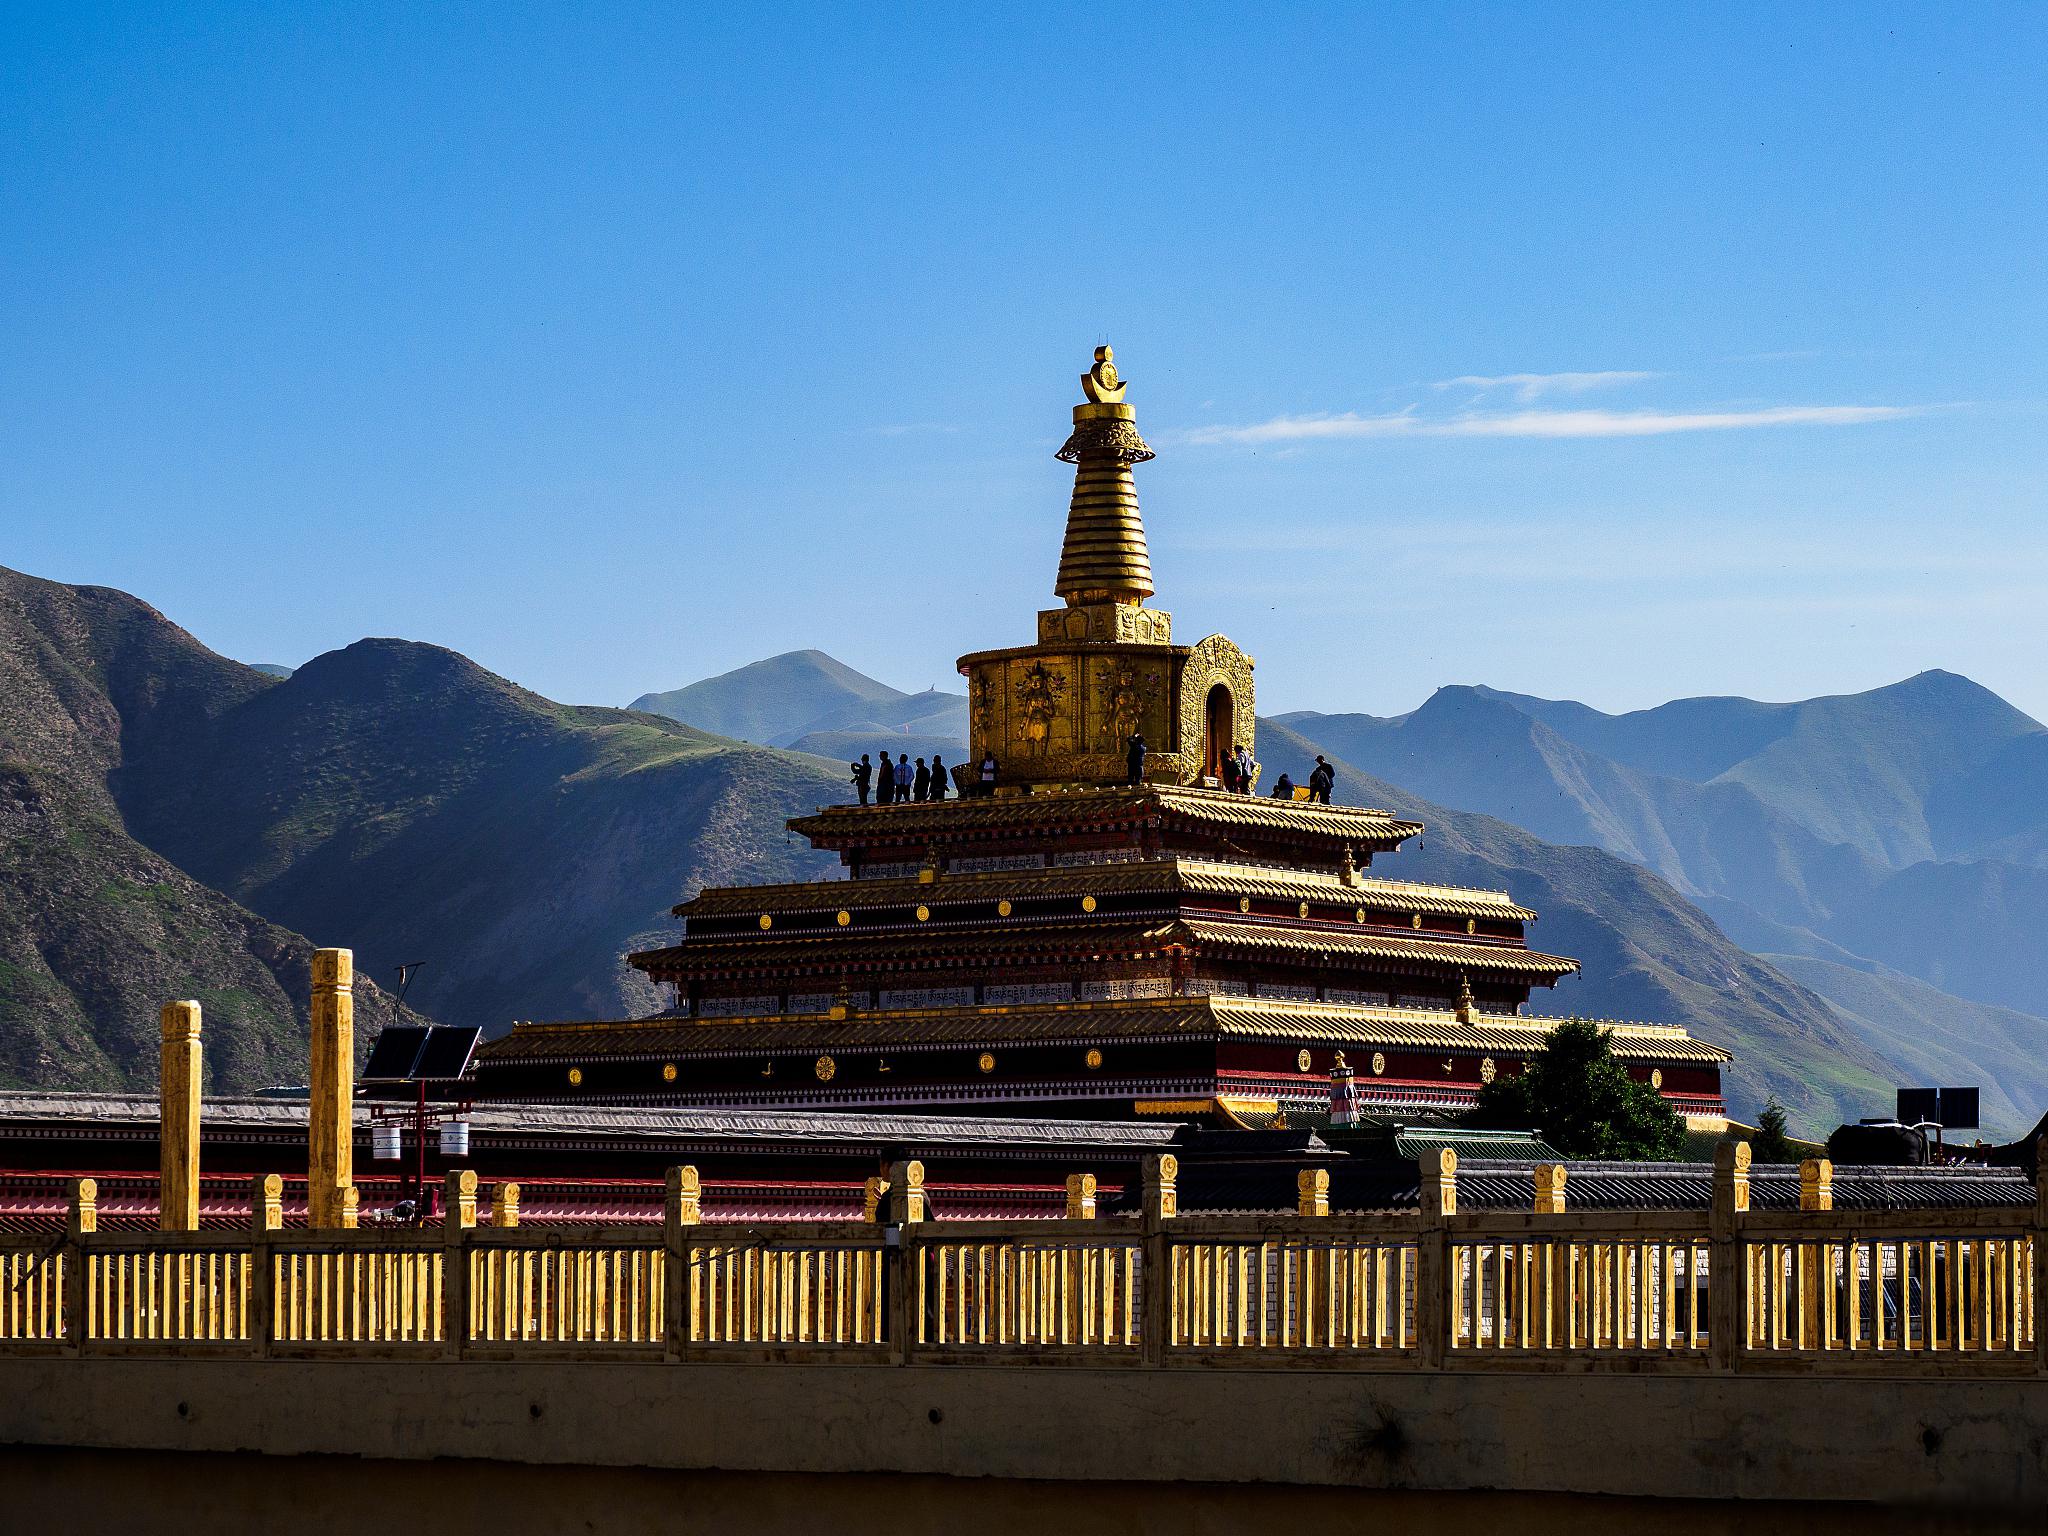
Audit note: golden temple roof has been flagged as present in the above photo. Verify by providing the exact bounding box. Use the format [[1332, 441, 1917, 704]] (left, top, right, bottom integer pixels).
[[788, 784, 1423, 848], [1175, 918, 1578, 977], [631, 912, 1572, 983], [675, 858, 1535, 922], [479, 994, 1730, 1066]]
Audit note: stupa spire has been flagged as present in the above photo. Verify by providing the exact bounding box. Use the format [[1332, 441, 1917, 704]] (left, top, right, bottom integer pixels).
[[1054, 345, 1155, 606]]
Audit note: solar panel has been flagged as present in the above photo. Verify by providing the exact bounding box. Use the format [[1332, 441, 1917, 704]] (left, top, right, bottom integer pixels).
[[1939, 1087, 1980, 1131], [362, 1026, 431, 1083], [414, 1026, 483, 1082]]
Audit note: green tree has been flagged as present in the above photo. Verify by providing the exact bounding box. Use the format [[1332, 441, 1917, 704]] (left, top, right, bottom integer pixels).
[[1749, 1096, 1799, 1163], [1468, 1017, 1684, 1160]]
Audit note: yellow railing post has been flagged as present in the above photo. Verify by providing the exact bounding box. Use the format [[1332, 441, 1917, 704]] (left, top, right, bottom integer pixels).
[[887, 1160, 925, 1362], [158, 1000, 203, 1232], [64, 1178, 96, 1353], [665, 1166, 701, 1359], [1534, 1164, 1567, 1351], [1140, 1153, 1176, 1366], [1711, 1141, 1751, 1370], [1296, 1167, 1330, 1217], [862, 1175, 889, 1223], [1799, 1159, 1833, 1351], [307, 948, 355, 1229], [443, 1170, 476, 1357], [251, 1174, 282, 1356], [1417, 1150, 1456, 1368], [1065, 1173, 1097, 1344], [2034, 1139, 2048, 1374], [1065, 1172, 1098, 1219], [491, 1182, 521, 1229], [1297, 1169, 1331, 1347]]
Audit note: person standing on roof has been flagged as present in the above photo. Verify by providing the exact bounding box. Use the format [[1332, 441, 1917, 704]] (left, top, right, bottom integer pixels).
[[1308, 755, 1335, 804], [1125, 731, 1147, 787], [852, 753, 873, 806], [876, 753, 895, 805]]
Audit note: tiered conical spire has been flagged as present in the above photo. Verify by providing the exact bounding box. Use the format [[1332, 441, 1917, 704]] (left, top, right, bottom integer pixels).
[[1054, 346, 1155, 605]]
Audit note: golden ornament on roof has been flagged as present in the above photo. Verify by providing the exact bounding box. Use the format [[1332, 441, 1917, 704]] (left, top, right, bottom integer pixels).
[[1081, 344, 1126, 404]]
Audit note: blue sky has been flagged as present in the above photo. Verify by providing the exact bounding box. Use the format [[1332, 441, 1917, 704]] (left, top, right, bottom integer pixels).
[[4, 5, 2044, 720]]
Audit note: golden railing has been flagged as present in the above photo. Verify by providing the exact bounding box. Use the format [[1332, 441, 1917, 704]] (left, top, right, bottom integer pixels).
[[0, 1239, 68, 1344], [913, 1224, 1141, 1351], [1447, 1220, 1712, 1359], [5, 1149, 2045, 1375], [1165, 1221, 1419, 1353], [1738, 1211, 2037, 1365], [683, 1225, 884, 1350], [470, 1230, 663, 1349]]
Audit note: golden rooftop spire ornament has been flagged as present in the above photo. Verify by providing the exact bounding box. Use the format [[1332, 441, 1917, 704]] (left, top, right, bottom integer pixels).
[[952, 341, 1260, 790], [1080, 344, 1127, 403], [1056, 344, 1155, 607]]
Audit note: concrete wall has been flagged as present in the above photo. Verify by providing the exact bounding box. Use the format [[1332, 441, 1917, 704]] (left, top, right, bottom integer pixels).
[[1, 1447, 2038, 1536], [2, 1358, 2044, 1519]]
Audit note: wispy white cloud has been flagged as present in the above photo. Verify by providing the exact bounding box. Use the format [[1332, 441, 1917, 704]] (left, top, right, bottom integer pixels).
[[1184, 403, 1926, 446], [1436, 370, 1659, 401]]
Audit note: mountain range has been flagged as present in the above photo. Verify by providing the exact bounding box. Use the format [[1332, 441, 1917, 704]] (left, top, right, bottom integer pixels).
[[632, 650, 969, 767], [0, 564, 837, 1092], [1274, 674, 2048, 1135], [3, 558, 2033, 1136]]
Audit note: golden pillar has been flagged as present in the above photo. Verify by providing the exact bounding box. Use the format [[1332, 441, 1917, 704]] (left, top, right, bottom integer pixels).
[[158, 1000, 202, 1232], [307, 948, 355, 1228]]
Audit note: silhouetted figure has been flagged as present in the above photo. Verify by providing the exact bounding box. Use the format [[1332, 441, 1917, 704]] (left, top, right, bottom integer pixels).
[[979, 752, 999, 797], [1271, 773, 1294, 799], [912, 757, 931, 802], [1220, 750, 1241, 793], [929, 754, 948, 801], [1308, 755, 1334, 805], [877, 753, 896, 805], [1233, 744, 1255, 793], [852, 754, 873, 806], [895, 753, 912, 803], [1126, 732, 1147, 787]]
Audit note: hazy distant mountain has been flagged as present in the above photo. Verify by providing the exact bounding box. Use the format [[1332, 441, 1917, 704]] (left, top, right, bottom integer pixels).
[[0, 566, 417, 1091], [631, 650, 907, 745], [1257, 721, 1891, 1132], [635, 653, 968, 766], [1474, 671, 2047, 866], [1279, 671, 2048, 1124], [249, 663, 295, 679], [1760, 952, 2048, 1136]]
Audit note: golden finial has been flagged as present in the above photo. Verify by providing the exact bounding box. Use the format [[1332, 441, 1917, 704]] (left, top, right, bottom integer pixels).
[[1455, 972, 1477, 1025], [1081, 344, 1127, 404]]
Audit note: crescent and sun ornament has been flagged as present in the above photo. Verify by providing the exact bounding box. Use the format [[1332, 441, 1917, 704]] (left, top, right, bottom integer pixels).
[[1081, 344, 1127, 404]]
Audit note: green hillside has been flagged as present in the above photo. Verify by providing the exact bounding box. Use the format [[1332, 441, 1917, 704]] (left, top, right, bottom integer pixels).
[[0, 566, 417, 1091], [120, 637, 842, 1033], [1762, 952, 2047, 1138]]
